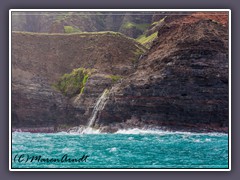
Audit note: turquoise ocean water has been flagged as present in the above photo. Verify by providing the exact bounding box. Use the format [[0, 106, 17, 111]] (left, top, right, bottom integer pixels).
[[12, 129, 228, 169]]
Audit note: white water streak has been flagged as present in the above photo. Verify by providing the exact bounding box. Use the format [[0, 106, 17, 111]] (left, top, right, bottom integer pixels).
[[75, 89, 109, 134], [87, 89, 109, 128]]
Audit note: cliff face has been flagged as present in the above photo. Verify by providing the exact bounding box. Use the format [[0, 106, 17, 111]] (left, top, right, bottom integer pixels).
[[12, 12, 229, 133], [12, 32, 145, 82], [98, 15, 229, 132], [12, 32, 146, 128], [12, 76, 80, 128]]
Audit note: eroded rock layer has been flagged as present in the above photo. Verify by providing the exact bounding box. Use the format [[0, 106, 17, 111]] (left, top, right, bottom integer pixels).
[[98, 17, 229, 132]]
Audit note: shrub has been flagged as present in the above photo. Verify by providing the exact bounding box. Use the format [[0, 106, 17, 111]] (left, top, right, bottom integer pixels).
[[53, 68, 91, 97]]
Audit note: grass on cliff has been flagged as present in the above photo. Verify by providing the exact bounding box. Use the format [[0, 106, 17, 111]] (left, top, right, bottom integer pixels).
[[151, 16, 166, 26], [53, 68, 92, 97], [64, 26, 81, 33], [13, 31, 128, 37], [135, 17, 165, 48], [136, 32, 158, 48], [131, 47, 145, 64], [121, 22, 150, 31], [106, 75, 122, 83]]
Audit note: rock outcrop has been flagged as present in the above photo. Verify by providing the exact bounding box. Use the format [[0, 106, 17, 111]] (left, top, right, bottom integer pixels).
[[97, 14, 229, 132]]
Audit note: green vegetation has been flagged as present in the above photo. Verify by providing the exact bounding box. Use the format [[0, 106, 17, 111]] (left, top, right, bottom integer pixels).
[[53, 68, 92, 97], [122, 22, 150, 31], [134, 47, 144, 56], [136, 32, 158, 47], [64, 26, 81, 33], [12, 31, 137, 39], [80, 87, 85, 94], [151, 16, 166, 26], [106, 75, 122, 83], [135, 16, 165, 48], [131, 47, 145, 64], [151, 21, 159, 26]]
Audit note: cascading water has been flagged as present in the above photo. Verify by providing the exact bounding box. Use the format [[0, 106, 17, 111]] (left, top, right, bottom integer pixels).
[[87, 89, 109, 128], [75, 89, 109, 134]]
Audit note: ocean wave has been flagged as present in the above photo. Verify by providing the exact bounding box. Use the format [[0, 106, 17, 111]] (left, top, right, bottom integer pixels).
[[12, 128, 228, 136], [114, 128, 228, 136]]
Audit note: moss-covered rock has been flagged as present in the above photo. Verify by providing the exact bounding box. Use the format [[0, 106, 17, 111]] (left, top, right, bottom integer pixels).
[[53, 68, 92, 97]]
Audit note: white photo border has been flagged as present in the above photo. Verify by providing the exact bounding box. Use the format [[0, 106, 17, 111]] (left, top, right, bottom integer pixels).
[[9, 9, 231, 171]]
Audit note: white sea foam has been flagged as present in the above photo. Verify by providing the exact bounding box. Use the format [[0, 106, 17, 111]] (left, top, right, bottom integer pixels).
[[79, 127, 101, 134], [114, 128, 227, 136], [67, 127, 101, 134], [115, 128, 166, 135], [12, 128, 227, 136], [193, 139, 201, 143], [62, 147, 71, 153], [109, 147, 117, 152]]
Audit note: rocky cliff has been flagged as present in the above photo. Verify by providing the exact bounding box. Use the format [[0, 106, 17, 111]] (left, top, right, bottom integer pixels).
[[97, 13, 229, 132], [12, 12, 229, 133], [12, 31, 146, 129]]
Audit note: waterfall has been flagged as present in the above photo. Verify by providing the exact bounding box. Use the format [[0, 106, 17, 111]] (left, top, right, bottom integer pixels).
[[87, 89, 109, 128], [71, 89, 109, 134]]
